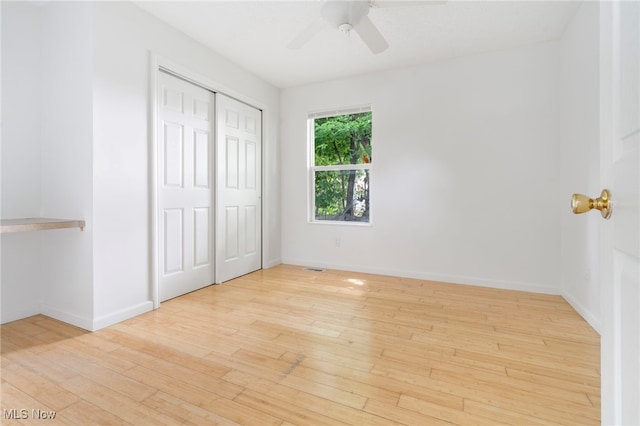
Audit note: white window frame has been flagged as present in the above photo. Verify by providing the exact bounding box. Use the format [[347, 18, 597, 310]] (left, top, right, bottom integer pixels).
[[308, 106, 372, 225]]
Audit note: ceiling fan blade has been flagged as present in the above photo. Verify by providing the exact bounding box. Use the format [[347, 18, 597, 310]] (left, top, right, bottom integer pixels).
[[288, 18, 327, 49], [371, 0, 446, 7], [354, 15, 389, 54]]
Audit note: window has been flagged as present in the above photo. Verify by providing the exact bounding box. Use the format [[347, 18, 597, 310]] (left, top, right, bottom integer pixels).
[[309, 107, 372, 223]]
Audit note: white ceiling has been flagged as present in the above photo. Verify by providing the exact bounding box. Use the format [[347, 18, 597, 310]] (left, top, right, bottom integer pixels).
[[134, 0, 582, 88]]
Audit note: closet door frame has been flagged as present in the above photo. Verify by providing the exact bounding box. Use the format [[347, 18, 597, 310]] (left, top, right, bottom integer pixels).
[[149, 54, 265, 308]]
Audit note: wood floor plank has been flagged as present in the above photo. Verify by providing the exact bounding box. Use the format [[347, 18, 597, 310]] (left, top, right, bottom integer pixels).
[[1, 381, 77, 425], [141, 391, 242, 426], [278, 351, 401, 405], [1, 346, 78, 385], [104, 333, 232, 378], [1, 265, 600, 425], [429, 369, 600, 423], [398, 393, 510, 426], [462, 398, 555, 426], [506, 366, 599, 395], [58, 399, 133, 426], [1, 361, 80, 411], [59, 376, 179, 425], [430, 366, 593, 407], [453, 347, 601, 388], [279, 372, 368, 410], [364, 398, 452, 426]]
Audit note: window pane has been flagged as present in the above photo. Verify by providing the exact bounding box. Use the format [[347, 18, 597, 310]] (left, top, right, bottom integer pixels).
[[314, 112, 372, 166], [315, 169, 370, 222]]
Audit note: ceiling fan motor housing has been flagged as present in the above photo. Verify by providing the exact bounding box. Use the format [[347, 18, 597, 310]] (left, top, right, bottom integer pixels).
[[289, 0, 399, 54], [321, 0, 371, 29]]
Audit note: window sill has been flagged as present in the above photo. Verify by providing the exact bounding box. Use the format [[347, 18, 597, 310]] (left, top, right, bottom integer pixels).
[[308, 220, 372, 227]]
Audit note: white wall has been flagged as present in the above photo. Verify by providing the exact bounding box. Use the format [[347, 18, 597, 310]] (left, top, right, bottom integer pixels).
[[38, 2, 95, 329], [91, 2, 281, 328], [1, 2, 44, 322], [1, 2, 95, 327], [281, 42, 562, 293], [559, 2, 600, 332], [1, 2, 42, 218]]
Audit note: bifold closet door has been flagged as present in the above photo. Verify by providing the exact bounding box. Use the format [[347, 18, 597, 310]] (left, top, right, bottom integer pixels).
[[215, 94, 262, 283], [157, 71, 214, 301]]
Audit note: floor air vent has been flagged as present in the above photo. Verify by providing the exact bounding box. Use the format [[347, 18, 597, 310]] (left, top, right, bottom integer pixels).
[[304, 267, 325, 272]]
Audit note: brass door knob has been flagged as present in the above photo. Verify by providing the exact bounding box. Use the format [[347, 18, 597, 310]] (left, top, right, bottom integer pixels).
[[571, 189, 612, 219]]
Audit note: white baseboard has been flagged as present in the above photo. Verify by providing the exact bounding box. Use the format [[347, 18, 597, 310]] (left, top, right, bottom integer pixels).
[[264, 258, 282, 269], [281, 258, 561, 295], [40, 304, 94, 331], [561, 289, 600, 334], [1, 305, 41, 325], [8, 301, 153, 332], [92, 301, 154, 331]]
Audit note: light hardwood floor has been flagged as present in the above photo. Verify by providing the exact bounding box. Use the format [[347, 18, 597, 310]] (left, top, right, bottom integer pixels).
[[1, 265, 600, 425]]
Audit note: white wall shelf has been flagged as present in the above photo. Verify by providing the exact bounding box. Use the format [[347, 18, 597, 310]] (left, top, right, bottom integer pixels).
[[0, 218, 86, 233]]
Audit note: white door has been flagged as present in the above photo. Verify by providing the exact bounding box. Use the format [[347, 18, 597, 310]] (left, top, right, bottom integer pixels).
[[600, 1, 640, 424], [157, 71, 215, 301], [215, 94, 262, 283]]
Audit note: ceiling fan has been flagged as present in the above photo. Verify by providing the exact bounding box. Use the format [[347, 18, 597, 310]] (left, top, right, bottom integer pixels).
[[288, 0, 446, 54]]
